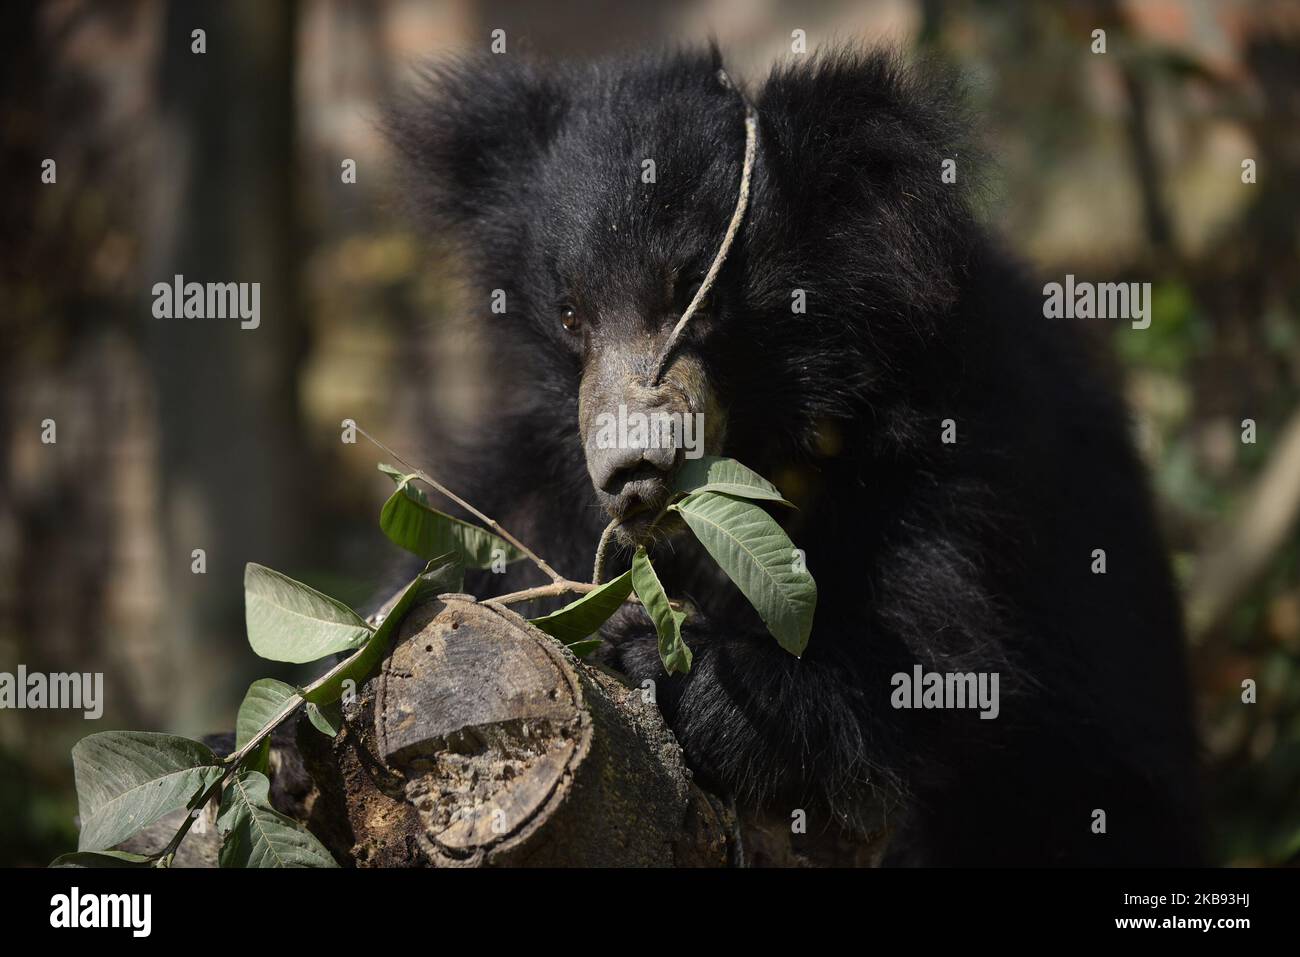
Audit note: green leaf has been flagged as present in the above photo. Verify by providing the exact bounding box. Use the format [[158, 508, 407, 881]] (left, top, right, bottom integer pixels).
[[377, 462, 417, 485], [672, 456, 793, 507], [670, 491, 817, 656], [378, 470, 524, 569], [631, 546, 693, 675], [236, 679, 298, 750], [246, 739, 271, 777], [217, 770, 338, 868], [244, 563, 373, 664], [423, 556, 467, 596], [305, 701, 343, 738], [303, 560, 459, 706], [528, 570, 633, 644], [564, 638, 603, 658], [51, 850, 154, 868], [72, 732, 224, 852]]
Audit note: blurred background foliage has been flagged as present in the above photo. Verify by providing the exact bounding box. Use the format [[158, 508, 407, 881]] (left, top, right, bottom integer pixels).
[[1, 0, 1298, 866]]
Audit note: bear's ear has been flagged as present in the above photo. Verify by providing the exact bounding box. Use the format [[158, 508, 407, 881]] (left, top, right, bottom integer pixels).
[[754, 48, 976, 318], [386, 55, 568, 229]]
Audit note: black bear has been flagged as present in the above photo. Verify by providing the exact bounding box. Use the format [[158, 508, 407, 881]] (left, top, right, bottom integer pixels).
[[388, 45, 1201, 865]]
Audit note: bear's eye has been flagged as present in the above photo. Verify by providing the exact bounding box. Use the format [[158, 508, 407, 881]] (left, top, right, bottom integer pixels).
[[679, 276, 713, 315], [560, 305, 582, 333]]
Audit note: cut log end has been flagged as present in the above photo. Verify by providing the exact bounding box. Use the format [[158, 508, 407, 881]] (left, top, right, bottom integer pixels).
[[312, 593, 727, 866]]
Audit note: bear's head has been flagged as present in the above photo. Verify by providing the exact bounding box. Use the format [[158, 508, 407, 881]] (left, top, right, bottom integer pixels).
[[389, 46, 976, 541]]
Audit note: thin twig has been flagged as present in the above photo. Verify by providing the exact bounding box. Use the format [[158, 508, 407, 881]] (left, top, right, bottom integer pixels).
[[153, 637, 374, 863], [154, 773, 226, 866], [354, 423, 565, 584], [594, 502, 675, 584], [593, 515, 625, 584], [487, 580, 597, 609], [487, 578, 679, 612], [650, 92, 758, 385], [222, 641, 365, 769]]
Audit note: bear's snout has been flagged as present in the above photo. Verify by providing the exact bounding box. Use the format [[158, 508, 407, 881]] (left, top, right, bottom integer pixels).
[[583, 386, 686, 528]]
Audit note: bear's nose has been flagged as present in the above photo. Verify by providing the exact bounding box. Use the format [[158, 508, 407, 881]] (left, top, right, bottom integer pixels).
[[589, 440, 678, 496], [579, 349, 694, 512]]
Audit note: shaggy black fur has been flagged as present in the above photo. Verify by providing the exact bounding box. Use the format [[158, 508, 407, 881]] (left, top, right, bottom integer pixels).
[[387, 46, 1202, 865]]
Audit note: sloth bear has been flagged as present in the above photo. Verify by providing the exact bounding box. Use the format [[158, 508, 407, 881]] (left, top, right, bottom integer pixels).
[[389, 46, 1201, 865]]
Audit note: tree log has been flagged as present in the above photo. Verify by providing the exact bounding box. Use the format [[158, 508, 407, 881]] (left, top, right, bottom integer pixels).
[[297, 593, 731, 866]]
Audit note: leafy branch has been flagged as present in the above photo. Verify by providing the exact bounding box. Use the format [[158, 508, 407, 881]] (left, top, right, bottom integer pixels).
[[54, 428, 815, 869]]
